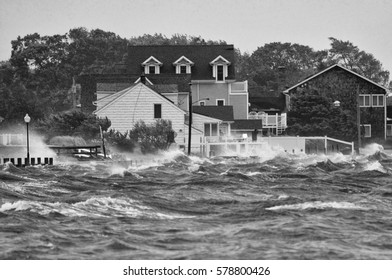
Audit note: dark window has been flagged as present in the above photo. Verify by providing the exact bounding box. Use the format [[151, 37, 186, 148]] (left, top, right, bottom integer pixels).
[[154, 104, 162, 118], [217, 65, 224, 81], [204, 123, 210, 136], [217, 100, 224, 106], [149, 65, 156, 74], [180, 65, 187, 74]]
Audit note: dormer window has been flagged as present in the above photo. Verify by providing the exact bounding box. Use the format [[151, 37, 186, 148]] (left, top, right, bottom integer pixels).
[[173, 56, 194, 74], [210, 55, 231, 82], [141, 56, 162, 74]]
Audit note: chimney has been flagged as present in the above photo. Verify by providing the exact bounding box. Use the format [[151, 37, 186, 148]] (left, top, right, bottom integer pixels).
[[140, 72, 146, 84]]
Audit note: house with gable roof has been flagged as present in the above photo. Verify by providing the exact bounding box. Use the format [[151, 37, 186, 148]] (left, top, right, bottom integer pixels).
[[93, 81, 222, 152], [79, 44, 257, 153], [283, 64, 389, 144], [126, 44, 249, 120]]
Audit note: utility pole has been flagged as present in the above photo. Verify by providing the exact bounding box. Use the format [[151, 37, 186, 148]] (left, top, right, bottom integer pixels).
[[188, 83, 192, 155], [356, 84, 361, 154]]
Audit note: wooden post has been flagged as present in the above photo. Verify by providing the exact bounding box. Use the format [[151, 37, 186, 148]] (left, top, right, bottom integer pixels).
[[188, 83, 192, 156], [357, 85, 361, 154]]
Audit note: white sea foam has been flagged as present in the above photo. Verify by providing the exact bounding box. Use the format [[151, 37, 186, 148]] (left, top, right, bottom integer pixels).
[[246, 171, 262, 176], [266, 201, 368, 211], [363, 161, 386, 173], [360, 143, 384, 157], [0, 196, 193, 219]]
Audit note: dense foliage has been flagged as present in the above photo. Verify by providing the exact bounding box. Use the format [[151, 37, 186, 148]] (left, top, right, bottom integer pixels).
[[105, 119, 176, 154], [34, 110, 111, 141], [286, 90, 357, 141]]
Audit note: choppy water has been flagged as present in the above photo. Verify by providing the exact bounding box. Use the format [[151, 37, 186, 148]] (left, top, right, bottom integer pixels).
[[1, 144, 392, 260]]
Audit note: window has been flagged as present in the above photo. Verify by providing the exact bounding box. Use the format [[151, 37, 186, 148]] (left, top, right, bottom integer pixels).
[[180, 65, 187, 74], [387, 124, 392, 137], [142, 56, 162, 74], [173, 56, 194, 74], [154, 104, 162, 119], [217, 99, 225, 106], [217, 65, 224, 81], [199, 101, 206, 106], [204, 123, 219, 136], [372, 94, 384, 107], [210, 55, 230, 82], [359, 95, 370, 107], [362, 124, 371, 138]]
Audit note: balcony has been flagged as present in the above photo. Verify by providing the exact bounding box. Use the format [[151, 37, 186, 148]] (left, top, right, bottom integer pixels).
[[230, 81, 248, 93], [248, 112, 287, 130]]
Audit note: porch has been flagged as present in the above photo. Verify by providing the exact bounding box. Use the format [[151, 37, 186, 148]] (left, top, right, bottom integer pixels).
[[248, 112, 287, 135]]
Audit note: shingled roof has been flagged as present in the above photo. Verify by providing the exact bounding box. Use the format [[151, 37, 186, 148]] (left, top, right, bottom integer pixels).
[[231, 119, 263, 130], [192, 106, 234, 122], [249, 87, 287, 112], [127, 45, 236, 80]]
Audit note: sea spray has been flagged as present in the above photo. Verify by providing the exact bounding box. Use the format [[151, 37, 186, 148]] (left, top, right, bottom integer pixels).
[[1, 144, 392, 259]]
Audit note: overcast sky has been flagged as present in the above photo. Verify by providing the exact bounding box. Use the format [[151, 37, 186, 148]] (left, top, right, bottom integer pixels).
[[1, 0, 391, 74]]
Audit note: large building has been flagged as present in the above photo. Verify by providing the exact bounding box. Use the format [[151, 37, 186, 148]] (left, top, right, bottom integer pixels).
[[284, 64, 389, 145], [78, 44, 255, 152]]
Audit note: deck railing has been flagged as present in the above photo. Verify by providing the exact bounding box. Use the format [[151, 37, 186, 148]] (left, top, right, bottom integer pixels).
[[0, 134, 24, 146], [200, 136, 354, 157], [248, 113, 287, 130]]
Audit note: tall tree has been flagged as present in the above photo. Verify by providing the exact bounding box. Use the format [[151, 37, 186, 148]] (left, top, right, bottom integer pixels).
[[246, 42, 327, 92], [327, 37, 389, 85]]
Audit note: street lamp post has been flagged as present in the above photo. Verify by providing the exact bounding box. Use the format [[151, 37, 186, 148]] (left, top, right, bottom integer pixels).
[[188, 83, 192, 155], [24, 114, 31, 166]]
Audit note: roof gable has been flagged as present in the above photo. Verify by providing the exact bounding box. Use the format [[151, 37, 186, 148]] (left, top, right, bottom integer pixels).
[[284, 64, 388, 93], [210, 55, 231, 65], [141, 56, 163, 66], [94, 83, 185, 114], [173, 56, 194, 65]]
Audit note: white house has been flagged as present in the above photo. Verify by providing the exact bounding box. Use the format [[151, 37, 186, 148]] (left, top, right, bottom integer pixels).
[[94, 82, 222, 153]]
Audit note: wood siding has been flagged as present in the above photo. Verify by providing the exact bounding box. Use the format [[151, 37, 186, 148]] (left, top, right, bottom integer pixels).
[[95, 84, 186, 143]]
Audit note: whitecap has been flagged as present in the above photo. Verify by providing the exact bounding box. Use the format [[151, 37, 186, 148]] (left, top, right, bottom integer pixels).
[[0, 196, 194, 219], [266, 201, 367, 211]]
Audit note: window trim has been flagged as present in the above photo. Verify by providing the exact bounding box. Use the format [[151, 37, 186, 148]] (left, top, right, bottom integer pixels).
[[149, 65, 156, 74], [362, 124, 371, 138], [216, 99, 225, 106], [387, 124, 392, 137], [180, 65, 187, 74], [372, 94, 385, 107], [204, 123, 219, 137], [154, 104, 162, 119], [210, 55, 230, 82], [359, 94, 371, 107], [142, 56, 162, 75], [217, 65, 224, 81], [173, 56, 194, 74]]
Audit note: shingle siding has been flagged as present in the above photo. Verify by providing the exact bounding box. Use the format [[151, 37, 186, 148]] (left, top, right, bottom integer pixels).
[[287, 66, 387, 141]]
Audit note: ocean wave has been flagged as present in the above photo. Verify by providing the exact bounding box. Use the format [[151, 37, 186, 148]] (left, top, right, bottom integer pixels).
[[0, 196, 193, 219], [266, 201, 368, 211]]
